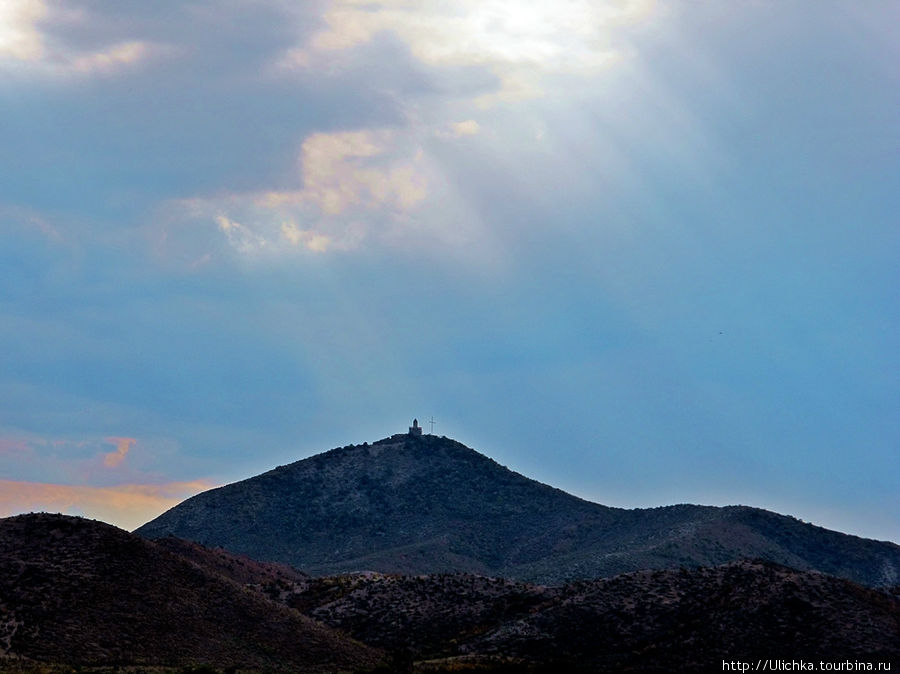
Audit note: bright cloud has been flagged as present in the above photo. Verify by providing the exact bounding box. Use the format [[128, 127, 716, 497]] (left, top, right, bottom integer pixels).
[[271, 130, 428, 216], [435, 119, 482, 139], [0, 479, 215, 531], [166, 0, 662, 261], [292, 131, 425, 215], [188, 128, 429, 255], [280, 221, 332, 252], [290, 0, 659, 101], [215, 214, 269, 254], [0, 0, 46, 61], [449, 120, 480, 137], [103, 436, 136, 468]]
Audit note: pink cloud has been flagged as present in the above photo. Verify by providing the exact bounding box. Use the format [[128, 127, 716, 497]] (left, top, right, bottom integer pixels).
[[103, 437, 136, 468], [0, 479, 215, 531]]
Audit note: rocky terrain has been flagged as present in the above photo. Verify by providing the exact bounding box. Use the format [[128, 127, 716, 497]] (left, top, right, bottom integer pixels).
[[136, 433, 900, 587]]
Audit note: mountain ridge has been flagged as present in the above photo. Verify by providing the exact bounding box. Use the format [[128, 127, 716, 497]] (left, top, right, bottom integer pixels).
[[293, 560, 900, 667], [136, 432, 900, 587]]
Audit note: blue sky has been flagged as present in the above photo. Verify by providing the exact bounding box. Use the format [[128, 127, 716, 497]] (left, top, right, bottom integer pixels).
[[1, 1, 898, 540]]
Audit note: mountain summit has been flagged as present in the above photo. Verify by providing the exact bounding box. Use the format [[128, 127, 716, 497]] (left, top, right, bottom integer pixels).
[[136, 432, 900, 586]]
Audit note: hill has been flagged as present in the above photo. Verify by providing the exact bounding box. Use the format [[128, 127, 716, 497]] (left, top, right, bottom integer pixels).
[[289, 561, 900, 670], [135, 433, 900, 587], [3, 516, 896, 672], [0, 513, 380, 672]]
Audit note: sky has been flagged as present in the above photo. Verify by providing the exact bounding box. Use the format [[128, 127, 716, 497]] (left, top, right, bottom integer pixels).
[[1, 1, 898, 540]]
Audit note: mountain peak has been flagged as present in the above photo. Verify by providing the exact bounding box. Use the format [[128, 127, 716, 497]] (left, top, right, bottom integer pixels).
[[135, 433, 900, 586]]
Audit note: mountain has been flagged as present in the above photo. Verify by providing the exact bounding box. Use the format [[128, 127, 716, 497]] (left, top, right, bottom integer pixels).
[[289, 561, 900, 669], [0, 513, 380, 672], [136, 432, 900, 587]]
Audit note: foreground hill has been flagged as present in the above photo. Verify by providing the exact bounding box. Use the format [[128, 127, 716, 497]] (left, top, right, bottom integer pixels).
[[136, 433, 900, 587], [0, 513, 380, 672]]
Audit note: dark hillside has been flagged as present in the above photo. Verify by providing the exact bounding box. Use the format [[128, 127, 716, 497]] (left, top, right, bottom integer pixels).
[[154, 534, 310, 586], [0, 513, 380, 672], [257, 562, 900, 670], [136, 433, 900, 587]]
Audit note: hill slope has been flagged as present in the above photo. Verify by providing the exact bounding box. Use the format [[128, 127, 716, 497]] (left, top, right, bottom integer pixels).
[[288, 562, 900, 669], [0, 513, 380, 672], [136, 433, 900, 586]]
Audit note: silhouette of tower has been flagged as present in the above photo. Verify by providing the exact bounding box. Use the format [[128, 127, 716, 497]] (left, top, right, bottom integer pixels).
[[409, 418, 422, 436]]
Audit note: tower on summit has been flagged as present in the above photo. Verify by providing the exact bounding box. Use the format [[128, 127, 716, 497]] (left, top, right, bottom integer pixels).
[[409, 418, 422, 436]]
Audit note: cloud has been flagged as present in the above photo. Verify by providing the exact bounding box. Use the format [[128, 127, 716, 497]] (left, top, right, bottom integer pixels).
[[0, 479, 215, 531], [280, 221, 332, 252], [0, 2, 167, 76], [284, 130, 427, 216], [285, 0, 659, 101], [451, 119, 480, 137], [0, 0, 46, 61], [0, 430, 184, 489], [439, 119, 480, 138], [103, 436, 136, 468], [184, 128, 429, 255], [69, 40, 155, 75], [215, 214, 269, 254]]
